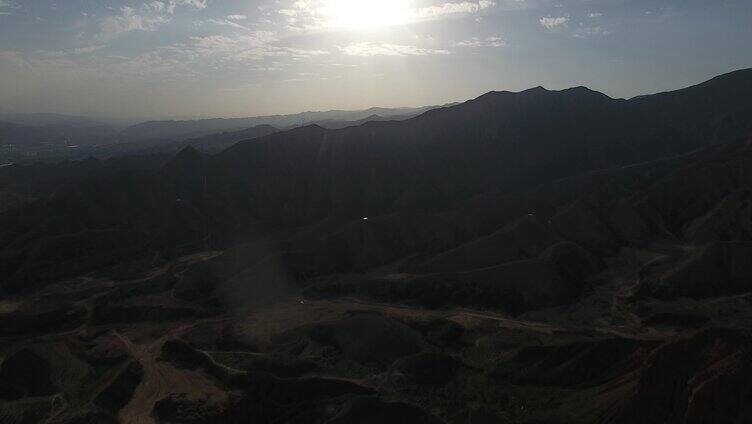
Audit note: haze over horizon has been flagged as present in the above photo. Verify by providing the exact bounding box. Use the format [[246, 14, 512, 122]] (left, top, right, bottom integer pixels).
[[1, 0, 751, 121]]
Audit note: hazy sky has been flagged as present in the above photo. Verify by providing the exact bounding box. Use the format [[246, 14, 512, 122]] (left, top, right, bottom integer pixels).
[[1, 0, 751, 120]]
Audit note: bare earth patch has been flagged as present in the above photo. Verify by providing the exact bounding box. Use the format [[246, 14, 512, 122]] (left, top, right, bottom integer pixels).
[[0, 301, 20, 314]]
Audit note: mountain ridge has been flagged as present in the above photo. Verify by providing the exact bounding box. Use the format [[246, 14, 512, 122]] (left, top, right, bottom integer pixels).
[[2, 68, 752, 292], [120, 104, 455, 141]]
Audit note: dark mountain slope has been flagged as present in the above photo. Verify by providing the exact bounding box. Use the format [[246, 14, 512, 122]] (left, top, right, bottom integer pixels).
[[188, 89, 637, 224], [0, 155, 170, 213], [166, 71, 750, 227], [181, 125, 278, 150], [630, 68, 752, 144], [618, 328, 752, 424], [99, 124, 279, 158], [1, 70, 752, 293], [299, 136, 752, 310]]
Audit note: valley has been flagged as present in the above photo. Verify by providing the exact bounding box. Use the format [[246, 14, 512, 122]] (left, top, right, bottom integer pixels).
[[2, 69, 752, 423]]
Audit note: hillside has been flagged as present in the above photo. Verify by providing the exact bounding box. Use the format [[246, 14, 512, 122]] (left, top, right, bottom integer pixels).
[[1, 69, 752, 423]]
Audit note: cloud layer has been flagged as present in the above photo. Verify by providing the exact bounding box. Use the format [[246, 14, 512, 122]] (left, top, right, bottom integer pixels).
[[539, 16, 569, 29], [341, 42, 450, 57], [4, 0, 743, 120]]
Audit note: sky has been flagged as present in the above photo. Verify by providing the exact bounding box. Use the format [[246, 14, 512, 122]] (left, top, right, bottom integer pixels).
[[0, 0, 751, 121]]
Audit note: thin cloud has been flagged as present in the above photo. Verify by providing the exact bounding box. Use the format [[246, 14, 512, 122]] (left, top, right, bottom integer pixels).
[[0, 0, 18, 15], [415, 1, 496, 19], [205, 18, 252, 31], [456, 36, 506, 48], [0, 50, 31, 74], [42, 44, 109, 58], [97, 1, 208, 40], [574, 26, 609, 38], [167, 0, 208, 13], [340, 42, 450, 57], [276, 0, 498, 32], [179, 33, 328, 63], [539, 16, 569, 29], [98, 5, 171, 41]]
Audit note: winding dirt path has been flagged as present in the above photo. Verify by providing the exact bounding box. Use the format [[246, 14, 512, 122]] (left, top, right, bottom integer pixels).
[[115, 325, 227, 424]]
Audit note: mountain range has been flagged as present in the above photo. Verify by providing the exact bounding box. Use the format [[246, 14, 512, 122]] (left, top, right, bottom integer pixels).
[[118, 104, 454, 142], [0, 105, 452, 164], [1, 68, 752, 423]]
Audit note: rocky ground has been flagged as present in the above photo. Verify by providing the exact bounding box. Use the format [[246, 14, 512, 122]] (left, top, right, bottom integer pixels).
[[2, 240, 751, 424]]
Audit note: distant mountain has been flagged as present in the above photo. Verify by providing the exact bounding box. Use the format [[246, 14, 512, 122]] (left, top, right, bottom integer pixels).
[[298, 105, 460, 130], [179, 125, 279, 151], [304, 113, 416, 130], [0, 113, 111, 128], [176, 72, 751, 226], [98, 124, 279, 158], [2, 69, 752, 292], [0, 106, 453, 162], [119, 104, 453, 141], [0, 125, 279, 212]]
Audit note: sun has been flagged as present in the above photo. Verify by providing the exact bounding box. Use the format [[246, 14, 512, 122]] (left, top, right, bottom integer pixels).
[[321, 0, 412, 30]]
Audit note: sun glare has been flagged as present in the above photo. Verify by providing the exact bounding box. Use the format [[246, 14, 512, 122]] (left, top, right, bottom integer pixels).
[[322, 0, 412, 30]]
